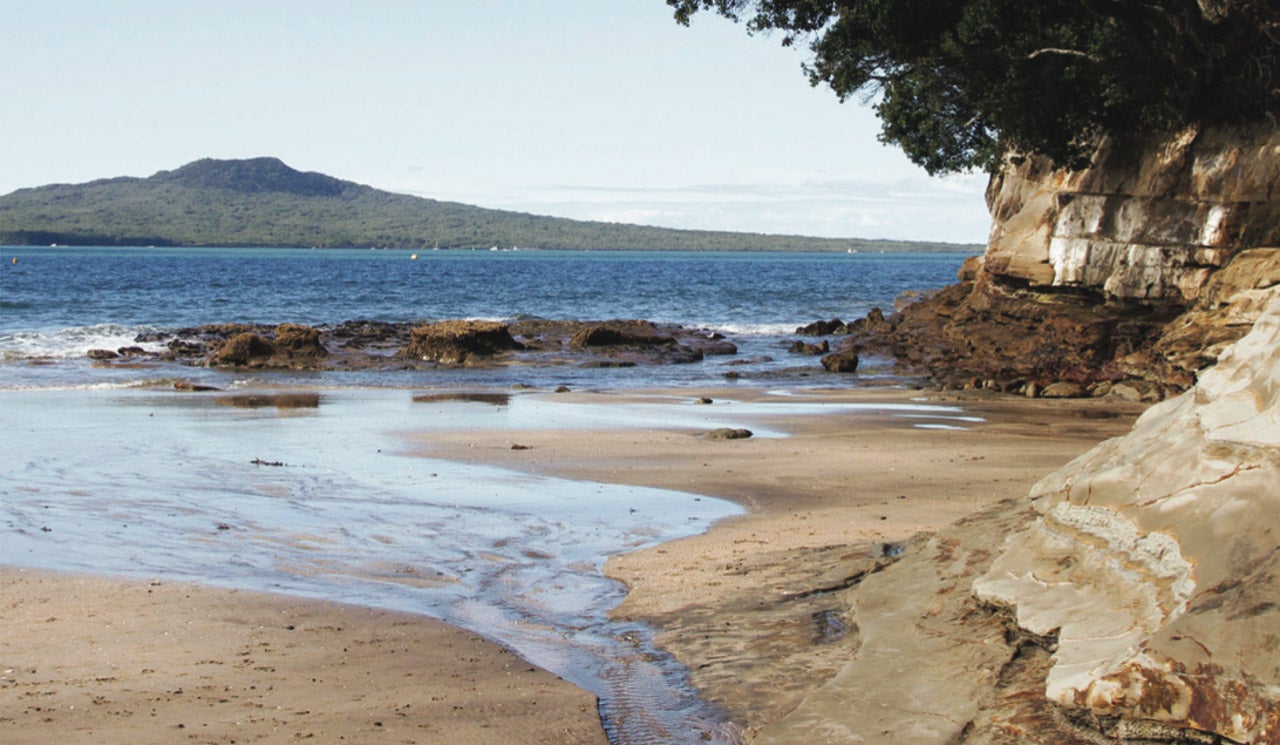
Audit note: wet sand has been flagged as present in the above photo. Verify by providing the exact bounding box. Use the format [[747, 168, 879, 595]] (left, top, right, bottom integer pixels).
[[0, 569, 607, 745], [410, 387, 1145, 733], [0, 387, 1144, 742]]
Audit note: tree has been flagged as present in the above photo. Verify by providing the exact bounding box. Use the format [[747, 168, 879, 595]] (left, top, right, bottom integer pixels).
[[668, 0, 1280, 173]]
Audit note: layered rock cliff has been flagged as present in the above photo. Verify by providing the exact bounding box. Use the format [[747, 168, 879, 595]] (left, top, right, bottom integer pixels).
[[844, 123, 1279, 398], [757, 292, 1280, 745]]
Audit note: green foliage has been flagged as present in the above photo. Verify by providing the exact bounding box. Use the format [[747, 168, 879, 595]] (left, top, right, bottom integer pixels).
[[669, 0, 1280, 173], [0, 158, 978, 252]]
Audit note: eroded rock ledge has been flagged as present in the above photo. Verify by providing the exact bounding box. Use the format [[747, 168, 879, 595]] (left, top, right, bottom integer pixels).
[[756, 294, 1279, 744], [831, 123, 1279, 399]]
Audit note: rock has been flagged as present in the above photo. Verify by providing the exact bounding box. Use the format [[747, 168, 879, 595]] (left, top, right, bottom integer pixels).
[[845, 307, 894, 336], [1109, 382, 1146, 402], [272, 323, 327, 361], [695, 397, 713, 405], [398, 320, 522, 364], [86, 348, 119, 360], [787, 340, 829, 355], [971, 292, 1280, 743], [893, 290, 937, 312], [166, 339, 206, 357], [845, 123, 1278, 396], [704, 428, 752, 440], [1038, 381, 1085, 398], [173, 381, 220, 392], [570, 320, 675, 348], [209, 333, 275, 366], [820, 351, 859, 373], [116, 346, 149, 357], [753, 292, 1280, 745], [795, 318, 847, 336]]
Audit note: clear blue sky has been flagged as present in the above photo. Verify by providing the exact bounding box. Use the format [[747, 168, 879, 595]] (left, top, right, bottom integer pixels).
[[1, 0, 990, 243]]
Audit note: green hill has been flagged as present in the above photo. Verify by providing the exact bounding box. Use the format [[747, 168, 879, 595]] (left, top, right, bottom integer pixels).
[[0, 157, 980, 252]]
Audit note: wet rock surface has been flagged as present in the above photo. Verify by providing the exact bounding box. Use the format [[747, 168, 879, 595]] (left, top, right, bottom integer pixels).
[[398, 320, 524, 365], [93, 318, 743, 373]]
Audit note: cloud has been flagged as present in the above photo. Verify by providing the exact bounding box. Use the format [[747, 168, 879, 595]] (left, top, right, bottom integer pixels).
[[392, 172, 991, 244]]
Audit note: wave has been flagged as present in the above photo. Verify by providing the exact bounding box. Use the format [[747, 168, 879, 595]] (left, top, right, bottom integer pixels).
[[0, 323, 169, 361], [704, 322, 802, 336]]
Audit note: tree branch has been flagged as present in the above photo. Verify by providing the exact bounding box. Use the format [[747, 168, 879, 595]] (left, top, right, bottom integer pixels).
[[1027, 47, 1101, 62]]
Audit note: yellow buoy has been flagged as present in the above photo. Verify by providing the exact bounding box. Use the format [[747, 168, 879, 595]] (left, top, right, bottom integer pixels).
[[10, 257, 16, 265], [410, 253, 418, 260]]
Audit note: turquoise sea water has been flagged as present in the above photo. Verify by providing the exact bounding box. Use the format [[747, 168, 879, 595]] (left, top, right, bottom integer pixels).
[[0, 246, 975, 743]]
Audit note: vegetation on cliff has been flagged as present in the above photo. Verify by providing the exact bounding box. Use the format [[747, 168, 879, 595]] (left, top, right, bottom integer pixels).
[[0, 158, 976, 252], [669, 0, 1280, 173]]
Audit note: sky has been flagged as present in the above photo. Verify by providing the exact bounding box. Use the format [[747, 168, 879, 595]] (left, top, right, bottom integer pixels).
[[0, 0, 991, 243]]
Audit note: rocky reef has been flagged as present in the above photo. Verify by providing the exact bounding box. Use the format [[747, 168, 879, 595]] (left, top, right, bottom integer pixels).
[[753, 294, 1279, 744], [829, 123, 1279, 399], [94, 318, 738, 372]]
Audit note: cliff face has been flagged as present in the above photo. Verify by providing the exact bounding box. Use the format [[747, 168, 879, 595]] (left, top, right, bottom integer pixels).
[[848, 123, 1279, 398], [985, 125, 1279, 305]]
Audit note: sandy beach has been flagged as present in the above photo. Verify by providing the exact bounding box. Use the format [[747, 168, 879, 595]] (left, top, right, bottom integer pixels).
[[0, 569, 608, 745], [409, 387, 1145, 733], [1, 386, 1144, 742]]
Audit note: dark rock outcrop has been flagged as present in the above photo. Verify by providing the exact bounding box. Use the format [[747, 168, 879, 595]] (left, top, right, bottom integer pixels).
[[795, 318, 847, 336], [787, 340, 829, 355], [843, 123, 1279, 397], [210, 332, 276, 366], [820, 351, 859, 373], [272, 322, 328, 362], [398, 320, 523, 365]]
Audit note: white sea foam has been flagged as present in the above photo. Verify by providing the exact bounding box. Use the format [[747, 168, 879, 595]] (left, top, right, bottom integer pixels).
[[706, 322, 799, 336], [0, 323, 168, 360]]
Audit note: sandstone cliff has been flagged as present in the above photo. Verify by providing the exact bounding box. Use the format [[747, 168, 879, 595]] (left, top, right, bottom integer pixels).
[[844, 123, 1279, 399], [757, 294, 1280, 744]]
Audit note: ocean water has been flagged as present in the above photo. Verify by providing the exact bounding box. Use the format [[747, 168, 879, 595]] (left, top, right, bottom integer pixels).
[[0, 246, 975, 743], [0, 246, 968, 390]]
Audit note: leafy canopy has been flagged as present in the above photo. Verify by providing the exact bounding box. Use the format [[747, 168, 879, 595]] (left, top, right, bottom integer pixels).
[[669, 0, 1280, 173]]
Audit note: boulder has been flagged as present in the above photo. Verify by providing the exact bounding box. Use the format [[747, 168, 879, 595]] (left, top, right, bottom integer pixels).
[[399, 320, 523, 364], [795, 318, 847, 336], [569, 321, 674, 348], [820, 351, 859, 373], [1038, 381, 1085, 398], [209, 332, 275, 366], [272, 323, 327, 361], [166, 339, 207, 358], [787, 340, 829, 355], [704, 428, 752, 440], [86, 348, 119, 360]]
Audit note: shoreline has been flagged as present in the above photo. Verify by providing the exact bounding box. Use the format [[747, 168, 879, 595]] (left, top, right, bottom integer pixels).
[[1, 385, 1145, 742], [406, 386, 1145, 733]]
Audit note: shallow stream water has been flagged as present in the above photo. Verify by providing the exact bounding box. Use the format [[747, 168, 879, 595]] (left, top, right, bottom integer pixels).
[[0, 385, 981, 743]]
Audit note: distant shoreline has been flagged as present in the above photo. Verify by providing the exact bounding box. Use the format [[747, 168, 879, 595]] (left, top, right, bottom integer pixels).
[[3, 241, 983, 254], [0, 157, 985, 254]]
